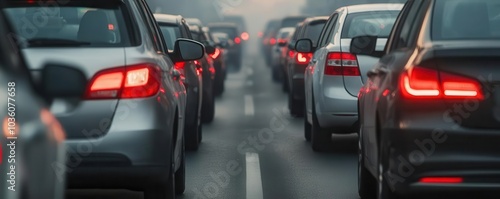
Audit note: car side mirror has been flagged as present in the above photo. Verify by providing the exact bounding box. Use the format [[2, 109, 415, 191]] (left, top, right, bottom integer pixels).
[[205, 45, 216, 55], [172, 38, 205, 62], [41, 63, 87, 99], [350, 35, 382, 57], [295, 38, 313, 53]]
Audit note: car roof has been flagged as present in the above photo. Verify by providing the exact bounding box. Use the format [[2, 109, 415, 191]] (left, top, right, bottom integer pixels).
[[344, 3, 404, 14], [185, 18, 203, 26], [154, 14, 182, 24], [208, 22, 238, 28], [278, 27, 295, 33], [303, 16, 329, 24]]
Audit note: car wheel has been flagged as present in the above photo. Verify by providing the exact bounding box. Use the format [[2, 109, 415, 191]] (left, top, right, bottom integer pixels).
[[144, 158, 175, 199], [377, 138, 399, 199], [202, 91, 215, 123], [272, 66, 281, 82], [358, 124, 376, 199], [282, 75, 289, 93], [198, 122, 203, 143], [311, 100, 331, 152], [304, 108, 311, 142], [185, 110, 200, 151], [175, 136, 186, 195], [288, 89, 304, 117]]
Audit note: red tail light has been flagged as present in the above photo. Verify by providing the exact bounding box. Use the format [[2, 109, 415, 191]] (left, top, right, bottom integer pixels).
[[400, 66, 483, 100], [210, 48, 221, 59], [234, 37, 241, 44], [288, 50, 295, 58], [296, 52, 312, 64], [419, 177, 463, 184], [85, 64, 161, 99], [324, 52, 360, 76], [174, 62, 185, 70], [241, 32, 249, 40], [269, 37, 276, 45]]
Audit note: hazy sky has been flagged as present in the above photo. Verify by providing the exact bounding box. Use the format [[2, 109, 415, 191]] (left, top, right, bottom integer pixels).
[[219, 0, 306, 52]]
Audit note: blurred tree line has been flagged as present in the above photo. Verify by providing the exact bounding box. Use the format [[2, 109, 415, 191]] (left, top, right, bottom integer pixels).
[[301, 0, 407, 16]]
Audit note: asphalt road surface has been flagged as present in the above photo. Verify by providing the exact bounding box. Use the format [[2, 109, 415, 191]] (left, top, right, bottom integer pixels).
[[66, 52, 360, 199]]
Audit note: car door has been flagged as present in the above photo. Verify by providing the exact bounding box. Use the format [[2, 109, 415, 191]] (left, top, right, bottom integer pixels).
[[306, 13, 339, 121], [363, 0, 428, 172], [137, 0, 185, 164]]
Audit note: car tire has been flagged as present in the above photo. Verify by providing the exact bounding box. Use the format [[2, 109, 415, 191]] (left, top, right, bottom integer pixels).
[[311, 99, 331, 152], [185, 108, 200, 151], [144, 155, 175, 199], [214, 76, 224, 96], [272, 66, 281, 82], [304, 109, 311, 142], [288, 89, 304, 117], [198, 122, 203, 143], [377, 119, 399, 199], [282, 75, 289, 93], [202, 91, 215, 123], [358, 124, 376, 199], [175, 136, 186, 195]]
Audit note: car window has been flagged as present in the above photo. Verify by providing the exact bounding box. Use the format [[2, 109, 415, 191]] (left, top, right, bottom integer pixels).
[[3, 0, 132, 48], [281, 17, 307, 28], [393, 1, 422, 49], [304, 21, 327, 46], [319, 13, 338, 47], [159, 24, 181, 52], [432, 0, 500, 40], [341, 11, 399, 39]]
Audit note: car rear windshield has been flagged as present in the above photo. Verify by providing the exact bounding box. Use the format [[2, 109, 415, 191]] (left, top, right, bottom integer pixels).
[[341, 11, 399, 39], [210, 27, 237, 39], [159, 24, 181, 52], [304, 21, 326, 45], [432, 0, 500, 40], [282, 17, 307, 28], [3, 0, 133, 48]]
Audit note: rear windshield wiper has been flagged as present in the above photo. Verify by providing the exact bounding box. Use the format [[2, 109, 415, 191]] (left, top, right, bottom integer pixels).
[[27, 38, 91, 47]]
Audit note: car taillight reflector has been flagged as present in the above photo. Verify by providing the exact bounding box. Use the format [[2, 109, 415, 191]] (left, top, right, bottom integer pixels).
[[85, 64, 161, 99], [419, 177, 463, 184], [324, 52, 360, 76], [400, 66, 483, 100]]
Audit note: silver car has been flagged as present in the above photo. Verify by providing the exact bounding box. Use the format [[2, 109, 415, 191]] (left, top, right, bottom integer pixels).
[[0, 7, 87, 199], [297, 4, 403, 151], [4, 0, 204, 198], [271, 27, 295, 82]]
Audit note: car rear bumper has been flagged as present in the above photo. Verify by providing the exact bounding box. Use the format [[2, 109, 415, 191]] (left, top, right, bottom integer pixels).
[[316, 87, 358, 132], [384, 120, 500, 197], [64, 96, 174, 188], [290, 64, 306, 100]]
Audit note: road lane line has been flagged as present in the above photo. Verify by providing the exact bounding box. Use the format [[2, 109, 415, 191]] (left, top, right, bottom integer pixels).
[[246, 152, 263, 199], [244, 95, 254, 116]]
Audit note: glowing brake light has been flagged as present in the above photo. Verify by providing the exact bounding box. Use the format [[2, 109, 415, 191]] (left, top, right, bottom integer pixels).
[[269, 37, 276, 45], [210, 48, 221, 59], [419, 177, 463, 184], [85, 64, 161, 99], [234, 37, 241, 44], [296, 52, 312, 64], [400, 66, 483, 100], [241, 32, 249, 40], [324, 52, 360, 76], [108, 24, 115, 30]]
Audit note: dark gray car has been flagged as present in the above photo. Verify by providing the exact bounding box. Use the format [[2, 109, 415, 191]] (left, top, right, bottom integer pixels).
[[3, 0, 204, 198], [355, 0, 500, 198]]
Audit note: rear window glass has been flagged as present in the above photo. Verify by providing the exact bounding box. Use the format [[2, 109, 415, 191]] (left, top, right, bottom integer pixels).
[[282, 17, 307, 28], [304, 21, 326, 45], [432, 0, 500, 40], [159, 24, 181, 52], [210, 27, 237, 39], [341, 11, 399, 39], [3, 0, 132, 48]]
